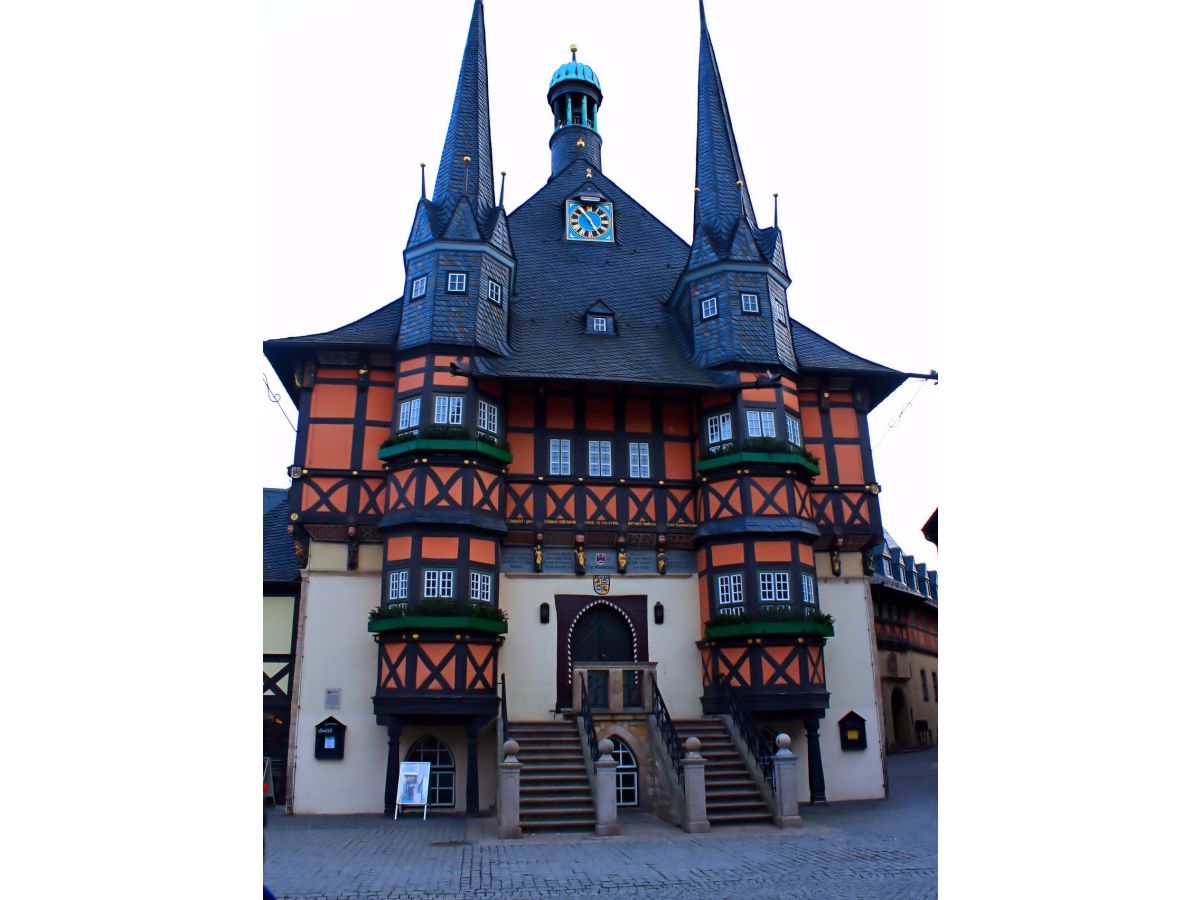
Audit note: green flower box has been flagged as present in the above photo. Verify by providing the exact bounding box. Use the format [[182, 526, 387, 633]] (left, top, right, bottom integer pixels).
[[695, 450, 820, 477], [705, 619, 834, 639], [368, 615, 509, 635], [378, 438, 513, 464]]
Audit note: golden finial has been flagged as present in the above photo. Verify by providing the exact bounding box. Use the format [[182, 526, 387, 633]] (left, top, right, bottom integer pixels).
[[570, 43, 578, 60], [463, 155, 471, 163], [694, 186, 700, 192], [736, 179, 744, 187], [576, 138, 586, 149]]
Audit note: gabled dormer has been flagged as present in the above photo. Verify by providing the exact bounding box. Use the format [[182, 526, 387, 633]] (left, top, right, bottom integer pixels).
[[584, 300, 615, 336], [399, 0, 514, 357]]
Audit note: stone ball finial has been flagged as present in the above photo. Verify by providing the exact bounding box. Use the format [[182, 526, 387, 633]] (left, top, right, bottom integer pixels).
[[598, 738, 614, 756], [775, 733, 792, 750], [503, 739, 520, 758], [684, 736, 702, 754]]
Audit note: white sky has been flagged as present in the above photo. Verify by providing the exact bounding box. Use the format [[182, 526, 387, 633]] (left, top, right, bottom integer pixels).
[[262, 0, 941, 561]]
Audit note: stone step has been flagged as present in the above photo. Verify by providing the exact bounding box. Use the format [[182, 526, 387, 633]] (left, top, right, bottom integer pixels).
[[520, 817, 596, 831], [521, 792, 593, 806]]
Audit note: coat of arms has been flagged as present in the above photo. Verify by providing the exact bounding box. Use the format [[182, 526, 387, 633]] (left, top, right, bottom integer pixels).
[[592, 576, 611, 595]]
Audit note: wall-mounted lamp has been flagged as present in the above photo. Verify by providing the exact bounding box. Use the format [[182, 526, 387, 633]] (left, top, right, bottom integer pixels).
[[540, 602, 550, 624], [653, 602, 664, 625]]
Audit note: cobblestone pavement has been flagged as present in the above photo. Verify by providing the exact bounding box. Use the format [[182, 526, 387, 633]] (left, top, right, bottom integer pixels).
[[265, 749, 936, 899]]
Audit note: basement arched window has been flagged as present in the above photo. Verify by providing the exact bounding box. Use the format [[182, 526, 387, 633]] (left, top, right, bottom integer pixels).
[[406, 736, 455, 808]]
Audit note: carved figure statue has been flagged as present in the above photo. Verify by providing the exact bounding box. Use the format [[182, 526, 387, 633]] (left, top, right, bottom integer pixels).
[[575, 546, 586, 571], [534, 544, 543, 572], [617, 546, 628, 574], [656, 548, 667, 575]]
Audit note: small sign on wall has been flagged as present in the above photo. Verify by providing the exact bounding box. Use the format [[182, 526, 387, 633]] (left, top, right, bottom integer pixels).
[[324, 688, 341, 710], [315, 716, 346, 760]]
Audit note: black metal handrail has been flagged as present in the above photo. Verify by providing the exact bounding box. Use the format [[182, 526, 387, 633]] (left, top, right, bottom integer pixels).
[[500, 673, 510, 744], [720, 686, 776, 793], [577, 673, 600, 770], [651, 676, 685, 788]]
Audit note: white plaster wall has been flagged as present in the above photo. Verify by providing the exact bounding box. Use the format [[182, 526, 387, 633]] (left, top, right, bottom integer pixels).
[[498, 574, 704, 721], [291, 566, 389, 814], [794, 574, 887, 802]]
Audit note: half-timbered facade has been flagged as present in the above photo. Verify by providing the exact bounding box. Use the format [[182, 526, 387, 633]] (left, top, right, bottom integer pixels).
[[264, 0, 931, 818]]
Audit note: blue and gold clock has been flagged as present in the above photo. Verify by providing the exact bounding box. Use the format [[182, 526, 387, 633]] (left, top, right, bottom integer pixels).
[[565, 199, 614, 242]]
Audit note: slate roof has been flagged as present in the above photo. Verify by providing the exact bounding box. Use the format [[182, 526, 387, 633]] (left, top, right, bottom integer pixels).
[[475, 157, 736, 388], [263, 488, 300, 583]]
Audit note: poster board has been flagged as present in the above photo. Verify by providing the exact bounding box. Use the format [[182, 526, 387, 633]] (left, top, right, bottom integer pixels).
[[395, 761, 432, 820]]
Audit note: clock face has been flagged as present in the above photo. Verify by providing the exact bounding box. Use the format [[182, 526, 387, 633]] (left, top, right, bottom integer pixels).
[[566, 200, 614, 242]]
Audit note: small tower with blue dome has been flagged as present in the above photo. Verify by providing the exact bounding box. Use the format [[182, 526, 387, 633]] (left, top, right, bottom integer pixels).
[[547, 45, 603, 175]]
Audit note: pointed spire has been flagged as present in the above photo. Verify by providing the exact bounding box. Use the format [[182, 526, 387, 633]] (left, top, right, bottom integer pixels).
[[432, 0, 495, 217], [694, 0, 758, 244], [420, 162, 426, 200]]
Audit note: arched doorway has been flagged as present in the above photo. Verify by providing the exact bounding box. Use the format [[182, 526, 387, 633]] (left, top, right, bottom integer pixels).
[[890, 687, 912, 749], [572, 603, 635, 710], [406, 736, 456, 808]]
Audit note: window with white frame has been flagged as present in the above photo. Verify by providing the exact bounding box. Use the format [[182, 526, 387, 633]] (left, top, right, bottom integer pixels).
[[447, 272, 467, 293], [406, 737, 455, 807], [387, 570, 409, 603], [800, 572, 815, 606], [410, 276, 427, 299], [424, 569, 454, 598], [611, 737, 639, 807], [741, 293, 759, 313], [478, 399, 498, 434], [628, 442, 650, 478], [707, 412, 732, 445], [550, 438, 571, 475], [701, 296, 718, 319], [588, 440, 612, 477], [434, 395, 463, 425], [470, 571, 493, 603], [592, 315, 608, 332], [398, 396, 421, 432], [487, 279, 503, 304], [772, 298, 786, 323], [786, 415, 802, 447], [758, 571, 790, 604], [716, 573, 744, 613], [745, 409, 776, 438]]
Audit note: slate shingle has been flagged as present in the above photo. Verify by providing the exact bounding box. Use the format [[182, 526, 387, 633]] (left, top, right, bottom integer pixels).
[[263, 488, 300, 583]]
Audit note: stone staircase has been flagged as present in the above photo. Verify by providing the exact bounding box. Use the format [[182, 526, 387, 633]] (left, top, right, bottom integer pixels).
[[507, 721, 596, 831], [673, 717, 773, 825]]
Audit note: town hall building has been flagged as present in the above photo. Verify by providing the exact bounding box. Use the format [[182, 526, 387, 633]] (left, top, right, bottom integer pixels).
[[264, 0, 932, 828]]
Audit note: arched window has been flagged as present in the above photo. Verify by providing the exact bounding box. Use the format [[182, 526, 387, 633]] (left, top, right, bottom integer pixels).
[[406, 736, 455, 808], [609, 736, 638, 807]]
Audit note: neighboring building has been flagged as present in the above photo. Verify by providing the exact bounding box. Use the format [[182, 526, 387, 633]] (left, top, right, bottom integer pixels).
[[870, 531, 938, 750], [263, 0, 932, 821], [263, 487, 301, 803]]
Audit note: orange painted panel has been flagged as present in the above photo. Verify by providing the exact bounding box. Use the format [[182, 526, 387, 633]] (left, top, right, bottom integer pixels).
[[828, 391, 853, 404], [807, 646, 825, 685], [751, 477, 783, 514], [739, 371, 758, 384], [508, 433, 534, 474], [387, 537, 413, 562], [662, 402, 690, 435], [474, 471, 497, 504], [360, 426, 390, 470], [300, 478, 347, 512], [433, 370, 468, 386], [585, 396, 614, 431], [664, 441, 692, 479], [305, 424, 353, 469], [399, 356, 426, 373], [797, 544, 814, 566], [421, 536, 459, 559], [316, 367, 356, 380], [415, 656, 432, 689], [396, 373, 425, 394], [508, 392, 535, 428], [780, 377, 797, 393], [546, 395, 574, 429], [754, 541, 792, 563], [711, 543, 745, 567], [310, 383, 357, 419], [701, 391, 733, 409], [625, 398, 652, 433], [435, 355, 464, 368], [742, 387, 777, 403], [834, 445, 864, 484], [427, 467, 463, 505], [783, 391, 800, 412], [365, 386, 392, 423], [735, 657, 753, 686], [829, 408, 859, 439], [763, 645, 800, 685], [800, 407, 822, 439], [468, 642, 492, 669], [470, 539, 496, 565]]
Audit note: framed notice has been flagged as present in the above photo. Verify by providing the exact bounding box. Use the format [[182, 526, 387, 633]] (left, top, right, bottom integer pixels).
[[395, 761, 432, 820]]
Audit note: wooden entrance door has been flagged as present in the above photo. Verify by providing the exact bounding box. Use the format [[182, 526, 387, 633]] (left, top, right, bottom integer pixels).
[[572, 605, 634, 710]]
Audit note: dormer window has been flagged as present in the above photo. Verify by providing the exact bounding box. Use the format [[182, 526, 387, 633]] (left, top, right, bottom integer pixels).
[[592, 315, 608, 332], [701, 296, 718, 319], [410, 276, 427, 300], [741, 293, 759, 313], [585, 301, 615, 335], [447, 272, 467, 293]]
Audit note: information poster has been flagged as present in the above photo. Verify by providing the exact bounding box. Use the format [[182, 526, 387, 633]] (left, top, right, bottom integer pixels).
[[397, 761, 431, 810]]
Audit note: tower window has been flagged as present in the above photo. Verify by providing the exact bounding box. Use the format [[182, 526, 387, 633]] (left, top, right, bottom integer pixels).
[[488, 279, 503, 305], [410, 276, 427, 300], [707, 412, 732, 445], [434, 395, 464, 425], [387, 570, 409, 604], [745, 410, 776, 438], [786, 415, 803, 447], [447, 272, 467, 293], [470, 571, 493, 603], [800, 573, 815, 606], [397, 397, 421, 433], [716, 573, 744, 613], [478, 399, 499, 434], [741, 293, 759, 313], [701, 296, 718, 319], [759, 572, 790, 605], [424, 569, 454, 599]]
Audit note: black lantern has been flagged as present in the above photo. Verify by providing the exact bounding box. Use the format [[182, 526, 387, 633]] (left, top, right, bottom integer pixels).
[[539, 602, 550, 624], [653, 602, 664, 625]]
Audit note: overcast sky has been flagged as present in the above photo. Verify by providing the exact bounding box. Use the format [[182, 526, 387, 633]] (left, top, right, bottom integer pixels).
[[261, 0, 940, 560]]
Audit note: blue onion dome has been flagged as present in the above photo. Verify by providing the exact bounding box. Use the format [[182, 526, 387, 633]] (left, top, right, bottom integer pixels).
[[549, 46, 601, 91]]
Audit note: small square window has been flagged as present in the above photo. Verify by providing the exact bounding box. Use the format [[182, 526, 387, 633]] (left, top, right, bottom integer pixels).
[[447, 272, 467, 293], [701, 296, 718, 319], [759, 571, 790, 604], [434, 395, 464, 425], [741, 293, 759, 313], [592, 316, 608, 332], [410, 276, 427, 299], [488, 279, 503, 304]]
